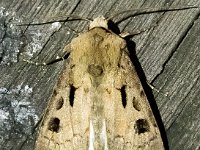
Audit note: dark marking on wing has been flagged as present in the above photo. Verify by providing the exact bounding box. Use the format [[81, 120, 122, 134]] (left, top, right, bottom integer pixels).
[[134, 119, 150, 134], [48, 117, 60, 132]]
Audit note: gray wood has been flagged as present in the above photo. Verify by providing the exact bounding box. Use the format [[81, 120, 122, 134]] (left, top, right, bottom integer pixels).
[[0, 0, 199, 149]]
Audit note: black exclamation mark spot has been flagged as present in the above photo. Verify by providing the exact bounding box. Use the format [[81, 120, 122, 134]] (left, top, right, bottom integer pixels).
[[121, 85, 127, 108], [69, 85, 76, 107]]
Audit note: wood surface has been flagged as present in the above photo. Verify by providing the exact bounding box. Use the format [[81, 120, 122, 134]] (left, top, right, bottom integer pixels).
[[0, 0, 199, 149]]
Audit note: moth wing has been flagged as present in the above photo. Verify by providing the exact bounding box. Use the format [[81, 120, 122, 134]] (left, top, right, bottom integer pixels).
[[35, 58, 90, 150], [104, 46, 164, 149]]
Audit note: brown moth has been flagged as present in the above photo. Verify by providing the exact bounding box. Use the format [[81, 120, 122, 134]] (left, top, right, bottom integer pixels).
[[34, 16, 164, 150]]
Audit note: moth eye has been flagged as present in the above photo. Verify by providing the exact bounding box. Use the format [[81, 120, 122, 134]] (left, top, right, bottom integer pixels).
[[56, 97, 64, 110], [69, 85, 76, 107], [120, 85, 127, 108], [132, 97, 141, 111], [48, 117, 60, 132], [134, 119, 150, 134]]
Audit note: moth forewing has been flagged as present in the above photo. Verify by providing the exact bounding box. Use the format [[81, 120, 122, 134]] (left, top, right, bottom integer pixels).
[[116, 46, 164, 149], [35, 17, 164, 150]]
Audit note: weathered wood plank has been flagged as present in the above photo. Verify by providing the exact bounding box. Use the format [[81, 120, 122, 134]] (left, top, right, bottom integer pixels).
[[0, 0, 199, 149], [153, 16, 200, 150]]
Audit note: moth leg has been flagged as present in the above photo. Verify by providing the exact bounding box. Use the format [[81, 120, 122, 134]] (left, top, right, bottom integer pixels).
[[22, 59, 47, 66], [147, 82, 160, 93], [147, 82, 169, 97], [120, 23, 158, 38], [42, 44, 71, 65], [22, 52, 69, 66], [22, 44, 71, 66], [45, 51, 70, 65]]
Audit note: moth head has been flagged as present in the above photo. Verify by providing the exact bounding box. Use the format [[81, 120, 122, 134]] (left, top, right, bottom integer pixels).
[[89, 16, 108, 30]]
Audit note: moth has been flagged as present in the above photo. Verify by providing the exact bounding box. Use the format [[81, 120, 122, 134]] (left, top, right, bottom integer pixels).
[[33, 6, 197, 150], [34, 16, 164, 150]]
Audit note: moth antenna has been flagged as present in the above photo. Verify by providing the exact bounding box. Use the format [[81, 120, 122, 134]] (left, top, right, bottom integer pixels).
[[17, 14, 92, 26], [108, 5, 199, 24]]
